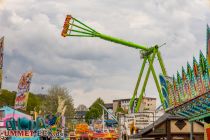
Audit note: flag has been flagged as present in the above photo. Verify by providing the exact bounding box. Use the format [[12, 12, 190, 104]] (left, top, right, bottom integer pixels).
[[207, 24, 210, 74], [0, 37, 4, 89], [14, 71, 33, 110]]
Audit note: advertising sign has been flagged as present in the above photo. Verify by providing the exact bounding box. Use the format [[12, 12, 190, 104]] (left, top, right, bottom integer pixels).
[[14, 71, 33, 110]]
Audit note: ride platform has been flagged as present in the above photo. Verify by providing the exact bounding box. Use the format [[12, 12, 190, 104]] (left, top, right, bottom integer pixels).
[[166, 91, 210, 122]]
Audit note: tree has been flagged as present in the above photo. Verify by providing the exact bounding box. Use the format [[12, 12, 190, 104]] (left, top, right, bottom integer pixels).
[[85, 98, 104, 124], [0, 89, 16, 106], [40, 85, 75, 118], [0, 89, 43, 115], [26, 92, 43, 113], [116, 106, 125, 114]]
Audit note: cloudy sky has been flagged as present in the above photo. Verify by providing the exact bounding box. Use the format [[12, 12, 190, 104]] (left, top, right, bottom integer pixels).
[[0, 0, 210, 108]]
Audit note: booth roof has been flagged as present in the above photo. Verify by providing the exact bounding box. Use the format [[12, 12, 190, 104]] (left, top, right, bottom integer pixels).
[[0, 106, 32, 118]]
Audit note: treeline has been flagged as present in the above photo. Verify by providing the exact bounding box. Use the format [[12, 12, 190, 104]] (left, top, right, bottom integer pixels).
[[85, 98, 104, 123], [0, 86, 75, 118], [0, 89, 44, 113]]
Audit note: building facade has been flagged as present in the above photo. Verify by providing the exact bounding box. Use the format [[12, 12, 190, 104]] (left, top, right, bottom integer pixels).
[[75, 104, 88, 119], [113, 97, 157, 134], [104, 103, 113, 120], [113, 97, 156, 114], [138, 113, 204, 140]]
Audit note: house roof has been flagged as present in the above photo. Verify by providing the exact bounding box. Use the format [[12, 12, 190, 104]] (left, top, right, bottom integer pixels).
[[0, 106, 32, 119], [140, 113, 185, 135], [76, 104, 88, 111], [140, 113, 204, 135]]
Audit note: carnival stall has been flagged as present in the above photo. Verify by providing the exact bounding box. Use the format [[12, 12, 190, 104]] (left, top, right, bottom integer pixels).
[[69, 123, 119, 140]]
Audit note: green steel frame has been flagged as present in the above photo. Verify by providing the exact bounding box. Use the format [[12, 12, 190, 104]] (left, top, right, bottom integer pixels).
[[61, 15, 168, 112]]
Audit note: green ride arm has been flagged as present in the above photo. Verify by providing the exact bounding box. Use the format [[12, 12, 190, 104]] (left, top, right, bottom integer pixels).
[[129, 57, 147, 110], [95, 33, 149, 51], [157, 50, 168, 109], [157, 51, 167, 76], [135, 49, 157, 112], [150, 58, 165, 109], [63, 16, 149, 51]]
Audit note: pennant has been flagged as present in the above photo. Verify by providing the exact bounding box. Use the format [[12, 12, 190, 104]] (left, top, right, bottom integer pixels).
[[207, 25, 210, 74]]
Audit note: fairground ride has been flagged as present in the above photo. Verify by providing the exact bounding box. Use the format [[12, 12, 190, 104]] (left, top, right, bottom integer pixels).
[[60, 15, 210, 126], [61, 15, 168, 113]]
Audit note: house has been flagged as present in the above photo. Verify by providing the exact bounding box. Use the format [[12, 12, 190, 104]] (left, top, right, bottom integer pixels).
[[130, 113, 204, 140]]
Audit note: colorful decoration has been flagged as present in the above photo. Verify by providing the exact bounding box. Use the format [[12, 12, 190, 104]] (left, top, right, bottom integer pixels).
[[70, 131, 119, 140], [159, 75, 169, 109], [6, 116, 46, 130], [159, 51, 210, 110], [15, 71, 33, 110], [75, 123, 89, 134], [187, 63, 197, 98], [0, 37, 4, 89], [207, 24, 210, 74], [37, 96, 67, 134], [61, 15, 72, 37], [0, 106, 32, 128], [45, 114, 57, 126], [172, 75, 179, 105], [70, 123, 119, 140]]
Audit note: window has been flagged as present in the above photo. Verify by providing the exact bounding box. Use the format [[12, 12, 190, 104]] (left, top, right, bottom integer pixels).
[[0, 110, 5, 120]]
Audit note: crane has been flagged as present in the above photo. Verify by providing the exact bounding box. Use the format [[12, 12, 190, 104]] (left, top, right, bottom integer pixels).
[[61, 15, 168, 112]]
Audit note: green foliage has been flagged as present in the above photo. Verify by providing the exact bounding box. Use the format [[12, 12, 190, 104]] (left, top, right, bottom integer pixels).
[[40, 85, 75, 118], [116, 106, 125, 114], [85, 98, 104, 124], [26, 92, 43, 113], [0, 86, 75, 119], [0, 89, 16, 106], [0, 89, 44, 115]]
